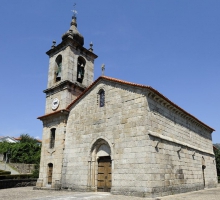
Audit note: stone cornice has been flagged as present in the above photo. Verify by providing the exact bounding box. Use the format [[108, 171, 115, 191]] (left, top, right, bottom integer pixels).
[[46, 38, 98, 59], [43, 80, 85, 96]]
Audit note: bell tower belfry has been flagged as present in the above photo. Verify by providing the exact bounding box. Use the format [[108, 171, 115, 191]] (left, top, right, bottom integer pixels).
[[44, 12, 98, 114]]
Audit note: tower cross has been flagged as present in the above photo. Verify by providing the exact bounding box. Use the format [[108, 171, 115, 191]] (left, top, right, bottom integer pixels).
[[101, 64, 105, 76]]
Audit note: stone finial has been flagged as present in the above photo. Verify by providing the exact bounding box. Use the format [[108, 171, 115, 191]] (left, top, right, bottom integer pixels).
[[89, 41, 93, 52], [101, 64, 105, 76], [71, 16, 77, 27], [51, 40, 56, 49]]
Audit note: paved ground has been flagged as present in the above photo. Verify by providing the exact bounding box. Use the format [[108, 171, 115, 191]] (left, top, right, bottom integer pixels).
[[0, 186, 220, 200]]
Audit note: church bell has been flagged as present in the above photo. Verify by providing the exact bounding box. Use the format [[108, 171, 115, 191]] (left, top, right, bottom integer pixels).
[[56, 72, 61, 79]]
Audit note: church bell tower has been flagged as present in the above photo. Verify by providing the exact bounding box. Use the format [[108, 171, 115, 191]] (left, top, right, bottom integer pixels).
[[36, 10, 98, 189], [44, 12, 98, 114]]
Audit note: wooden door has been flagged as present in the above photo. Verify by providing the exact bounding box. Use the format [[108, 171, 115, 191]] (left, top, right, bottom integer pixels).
[[48, 163, 53, 184], [97, 156, 111, 192]]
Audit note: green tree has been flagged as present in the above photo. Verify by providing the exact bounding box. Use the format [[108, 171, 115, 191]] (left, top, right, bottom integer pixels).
[[19, 134, 38, 144], [9, 134, 41, 164], [0, 141, 12, 154], [0, 134, 41, 177]]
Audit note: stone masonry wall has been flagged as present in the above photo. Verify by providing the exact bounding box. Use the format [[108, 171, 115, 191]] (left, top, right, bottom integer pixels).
[[61, 80, 217, 198], [9, 163, 35, 174], [147, 97, 213, 153], [36, 115, 66, 188]]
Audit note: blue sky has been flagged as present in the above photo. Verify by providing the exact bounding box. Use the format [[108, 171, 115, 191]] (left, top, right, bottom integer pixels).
[[0, 1, 219, 143]]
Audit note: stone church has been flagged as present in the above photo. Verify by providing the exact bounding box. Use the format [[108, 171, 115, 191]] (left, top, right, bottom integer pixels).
[[36, 12, 217, 198]]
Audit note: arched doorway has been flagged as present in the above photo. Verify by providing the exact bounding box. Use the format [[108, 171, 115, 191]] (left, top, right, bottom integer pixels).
[[48, 163, 53, 185], [88, 139, 112, 192]]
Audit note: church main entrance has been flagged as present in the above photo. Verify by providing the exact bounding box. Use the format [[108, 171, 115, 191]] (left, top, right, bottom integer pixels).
[[88, 138, 113, 192], [97, 156, 112, 192]]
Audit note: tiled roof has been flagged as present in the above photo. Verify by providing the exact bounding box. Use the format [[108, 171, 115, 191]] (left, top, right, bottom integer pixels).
[[213, 145, 219, 150], [0, 136, 18, 143], [39, 76, 215, 132], [37, 109, 69, 120]]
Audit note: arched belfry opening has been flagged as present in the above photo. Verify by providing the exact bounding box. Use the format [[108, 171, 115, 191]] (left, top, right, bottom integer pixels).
[[55, 55, 62, 82], [77, 56, 86, 83], [88, 139, 112, 192]]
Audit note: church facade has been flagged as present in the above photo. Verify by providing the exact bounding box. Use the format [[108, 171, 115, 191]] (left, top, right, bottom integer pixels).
[[36, 13, 217, 198]]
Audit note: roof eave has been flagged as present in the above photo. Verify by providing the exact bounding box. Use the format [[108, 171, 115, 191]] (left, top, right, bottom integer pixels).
[[37, 109, 69, 121]]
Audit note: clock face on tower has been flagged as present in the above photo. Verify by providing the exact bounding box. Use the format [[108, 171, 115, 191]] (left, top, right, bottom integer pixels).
[[52, 98, 60, 110]]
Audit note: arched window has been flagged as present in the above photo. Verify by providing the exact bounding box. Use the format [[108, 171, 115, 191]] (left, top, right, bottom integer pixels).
[[77, 56, 86, 83], [48, 163, 53, 185], [50, 128, 56, 149], [98, 89, 105, 107], [55, 55, 62, 82]]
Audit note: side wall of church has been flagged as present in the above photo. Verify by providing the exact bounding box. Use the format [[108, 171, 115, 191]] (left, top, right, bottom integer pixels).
[[61, 81, 217, 198], [144, 97, 217, 197], [36, 116, 66, 188]]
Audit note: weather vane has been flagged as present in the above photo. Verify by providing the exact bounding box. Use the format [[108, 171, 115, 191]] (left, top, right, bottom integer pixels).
[[71, 3, 77, 18]]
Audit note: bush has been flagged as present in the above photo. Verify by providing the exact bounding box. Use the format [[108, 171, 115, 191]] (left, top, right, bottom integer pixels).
[[0, 134, 41, 164], [0, 174, 33, 180], [31, 163, 39, 178], [0, 170, 11, 175], [0, 134, 41, 178]]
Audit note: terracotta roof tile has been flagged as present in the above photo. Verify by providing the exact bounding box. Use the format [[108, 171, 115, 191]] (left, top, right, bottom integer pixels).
[[37, 109, 69, 120], [213, 145, 219, 150]]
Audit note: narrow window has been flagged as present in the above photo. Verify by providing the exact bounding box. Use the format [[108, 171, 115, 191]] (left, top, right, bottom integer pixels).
[[55, 55, 62, 82], [50, 128, 56, 149], [99, 89, 105, 107], [77, 56, 86, 83], [202, 157, 206, 187], [48, 163, 53, 185]]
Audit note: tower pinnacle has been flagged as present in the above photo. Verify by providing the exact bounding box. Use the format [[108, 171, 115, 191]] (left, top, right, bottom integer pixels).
[[62, 4, 84, 45]]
